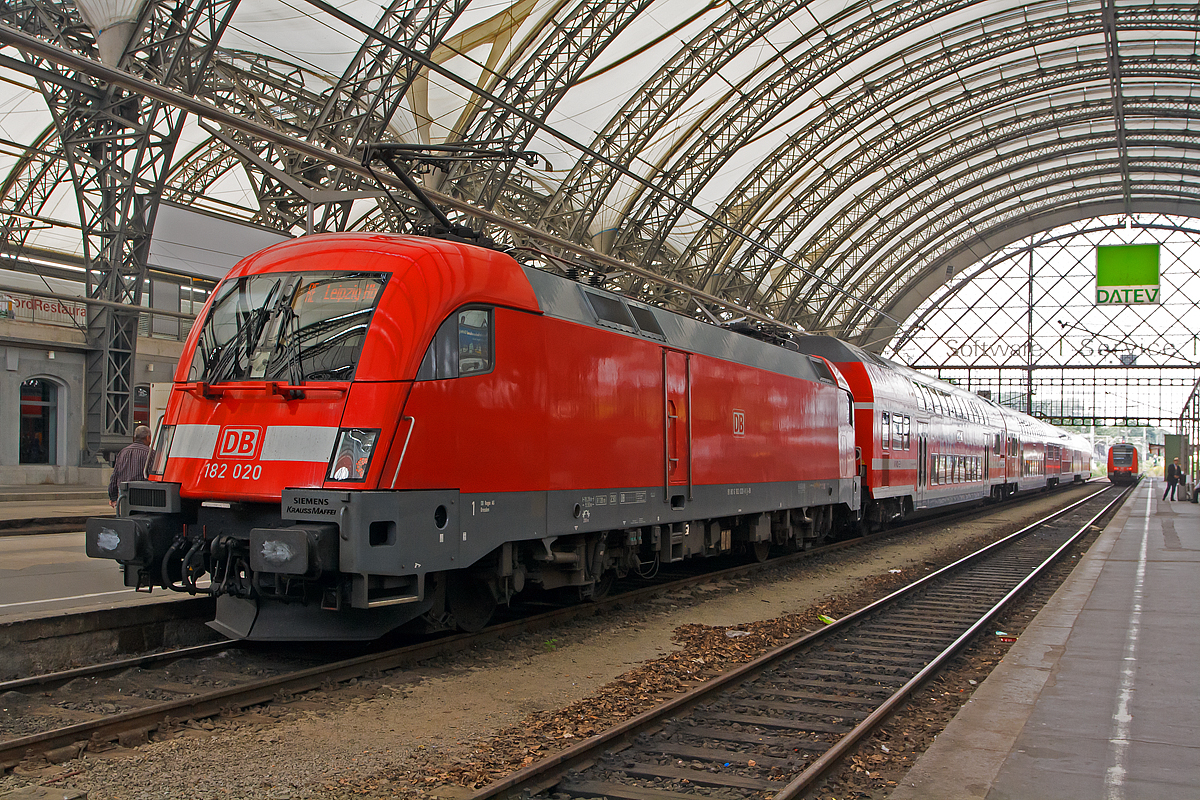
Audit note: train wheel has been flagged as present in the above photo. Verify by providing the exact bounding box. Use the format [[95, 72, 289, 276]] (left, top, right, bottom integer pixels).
[[752, 540, 771, 562], [447, 573, 496, 632], [591, 569, 617, 600]]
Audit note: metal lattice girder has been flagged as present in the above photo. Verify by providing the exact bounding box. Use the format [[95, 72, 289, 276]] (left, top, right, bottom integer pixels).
[[4, 1, 469, 250], [778, 107, 1200, 334], [159, 1, 467, 233], [842, 168, 1200, 346], [711, 43, 1200, 335], [761, 91, 1200, 310], [445, 0, 654, 217], [309, 0, 467, 151], [236, 0, 469, 233], [804, 112, 1200, 337], [758, 67, 1200, 330], [0, 124, 74, 258], [605, 0, 1200, 327], [533, 0, 811, 245], [2, 0, 240, 453], [600, 0, 1000, 277], [679, 2, 1118, 300], [747, 89, 1197, 329]]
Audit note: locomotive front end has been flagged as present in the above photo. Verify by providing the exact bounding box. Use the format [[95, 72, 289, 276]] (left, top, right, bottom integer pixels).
[[84, 234, 524, 641]]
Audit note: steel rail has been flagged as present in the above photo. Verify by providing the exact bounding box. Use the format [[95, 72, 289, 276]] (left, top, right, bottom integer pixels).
[[464, 483, 1127, 799], [772, 483, 1132, 798], [3, 481, 1096, 692], [0, 642, 232, 694], [0, 481, 1102, 768]]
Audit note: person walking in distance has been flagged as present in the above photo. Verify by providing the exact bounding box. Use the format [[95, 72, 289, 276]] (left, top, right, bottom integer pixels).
[[1163, 456, 1184, 501], [108, 425, 153, 513]]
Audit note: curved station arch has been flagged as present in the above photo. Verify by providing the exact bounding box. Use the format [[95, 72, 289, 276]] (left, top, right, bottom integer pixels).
[[0, 0, 1196, 453]]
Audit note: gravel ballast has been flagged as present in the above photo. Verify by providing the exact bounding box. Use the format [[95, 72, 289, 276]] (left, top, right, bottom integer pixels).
[[1, 486, 1095, 800]]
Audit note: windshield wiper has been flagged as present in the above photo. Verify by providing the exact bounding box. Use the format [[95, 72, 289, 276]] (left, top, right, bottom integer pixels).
[[206, 279, 280, 384]]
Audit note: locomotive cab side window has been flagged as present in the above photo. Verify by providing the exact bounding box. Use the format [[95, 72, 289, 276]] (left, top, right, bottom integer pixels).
[[417, 307, 494, 380]]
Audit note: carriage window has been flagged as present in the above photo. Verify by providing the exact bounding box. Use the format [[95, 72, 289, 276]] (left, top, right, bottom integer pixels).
[[881, 412, 890, 450], [417, 307, 493, 380]]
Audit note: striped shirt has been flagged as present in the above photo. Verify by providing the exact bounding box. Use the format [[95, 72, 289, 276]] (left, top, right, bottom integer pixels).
[[108, 442, 152, 502]]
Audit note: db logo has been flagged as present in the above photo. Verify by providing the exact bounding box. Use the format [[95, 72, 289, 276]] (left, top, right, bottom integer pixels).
[[732, 409, 746, 437], [216, 426, 263, 459]]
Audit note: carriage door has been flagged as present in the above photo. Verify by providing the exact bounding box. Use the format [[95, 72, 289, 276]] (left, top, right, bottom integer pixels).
[[663, 349, 692, 506], [916, 422, 928, 505]]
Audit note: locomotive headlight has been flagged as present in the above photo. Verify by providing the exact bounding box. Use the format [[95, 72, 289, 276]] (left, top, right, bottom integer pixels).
[[326, 428, 380, 482], [148, 425, 174, 476]]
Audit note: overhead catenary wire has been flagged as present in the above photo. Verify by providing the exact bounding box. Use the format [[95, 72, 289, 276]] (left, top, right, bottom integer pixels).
[[0, 24, 785, 327], [0, 16, 900, 328], [292, 0, 903, 327]]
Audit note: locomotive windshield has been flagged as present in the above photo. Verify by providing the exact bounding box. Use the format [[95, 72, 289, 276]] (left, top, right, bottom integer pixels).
[[1111, 446, 1134, 467], [188, 271, 386, 384]]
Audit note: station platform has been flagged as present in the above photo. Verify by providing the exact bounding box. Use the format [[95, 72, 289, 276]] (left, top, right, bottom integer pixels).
[[889, 479, 1200, 800], [0, 484, 112, 533]]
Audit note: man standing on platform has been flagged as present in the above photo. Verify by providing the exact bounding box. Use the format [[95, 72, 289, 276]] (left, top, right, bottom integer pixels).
[[108, 425, 153, 512], [1163, 456, 1184, 501]]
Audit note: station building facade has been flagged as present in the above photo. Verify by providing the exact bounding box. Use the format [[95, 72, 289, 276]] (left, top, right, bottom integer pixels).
[[0, 298, 185, 486]]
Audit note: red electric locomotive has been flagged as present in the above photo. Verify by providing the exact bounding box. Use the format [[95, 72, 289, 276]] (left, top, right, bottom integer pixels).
[[792, 337, 1092, 527], [86, 233, 860, 641], [1106, 443, 1139, 484]]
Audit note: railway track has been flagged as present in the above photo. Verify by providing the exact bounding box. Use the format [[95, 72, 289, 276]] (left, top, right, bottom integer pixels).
[[463, 483, 1129, 800], [0, 482, 1100, 773]]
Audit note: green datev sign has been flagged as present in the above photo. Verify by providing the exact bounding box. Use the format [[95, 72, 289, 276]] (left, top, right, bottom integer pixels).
[[1096, 244, 1160, 305]]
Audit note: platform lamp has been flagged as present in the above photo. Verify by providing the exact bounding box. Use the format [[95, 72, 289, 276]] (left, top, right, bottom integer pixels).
[[74, 0, 148, 66]]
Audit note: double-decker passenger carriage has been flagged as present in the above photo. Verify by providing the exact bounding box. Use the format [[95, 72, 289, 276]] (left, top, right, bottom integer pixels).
[[86, 234, 860, 641], [791, 337, 1091, 528], [1107, 443, 1139, 484]]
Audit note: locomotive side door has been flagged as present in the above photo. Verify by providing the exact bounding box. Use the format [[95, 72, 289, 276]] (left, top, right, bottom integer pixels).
[[662, 349, 692, 504]]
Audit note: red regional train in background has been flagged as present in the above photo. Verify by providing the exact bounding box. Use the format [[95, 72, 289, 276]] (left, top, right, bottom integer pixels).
[[85, 233, 1092, 641], [798, 338, 1093, 527], [1106, 443, 1140, 484]]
